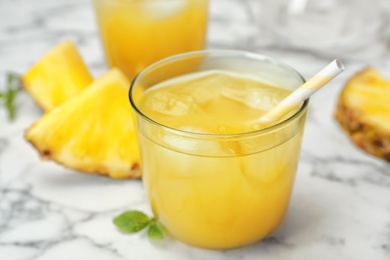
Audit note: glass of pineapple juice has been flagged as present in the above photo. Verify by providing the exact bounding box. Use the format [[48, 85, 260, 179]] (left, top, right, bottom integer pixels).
[[129, 50, 308, 249], [92, 0, 208, 80]]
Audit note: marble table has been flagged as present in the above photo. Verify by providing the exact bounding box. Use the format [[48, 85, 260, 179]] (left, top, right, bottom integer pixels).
[[1, 0, 390, 259]]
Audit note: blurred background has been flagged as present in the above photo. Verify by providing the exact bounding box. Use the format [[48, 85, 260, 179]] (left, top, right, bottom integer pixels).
[[2, 0, 390, 78]]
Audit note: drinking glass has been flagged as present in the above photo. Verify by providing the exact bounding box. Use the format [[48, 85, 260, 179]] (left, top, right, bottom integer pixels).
[[129, 50, 308, 249], [93, 0, 209, 79], [259, 0, 390, 59]]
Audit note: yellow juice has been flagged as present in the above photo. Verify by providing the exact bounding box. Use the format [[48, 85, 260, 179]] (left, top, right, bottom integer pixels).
[[93, 0, 208, 79], [136, 71, 306, 249]]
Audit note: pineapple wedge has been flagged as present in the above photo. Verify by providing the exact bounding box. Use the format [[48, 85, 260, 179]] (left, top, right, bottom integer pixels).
[[25, 68, 140, 178], [335, 68, 390, 162], [23, 40, 93, 111]]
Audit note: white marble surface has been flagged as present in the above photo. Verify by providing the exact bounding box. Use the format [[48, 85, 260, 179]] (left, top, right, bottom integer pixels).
[[1, 0, 390, 259]]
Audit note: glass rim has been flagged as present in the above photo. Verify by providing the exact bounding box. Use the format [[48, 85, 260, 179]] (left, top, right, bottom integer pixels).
[[129, 49, 308, 139]]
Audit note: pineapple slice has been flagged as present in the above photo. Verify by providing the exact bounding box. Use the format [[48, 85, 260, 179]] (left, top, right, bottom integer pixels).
[[335, 68, 390, 162], [23, 40, 93, 111], [25, 68, 140, 178]]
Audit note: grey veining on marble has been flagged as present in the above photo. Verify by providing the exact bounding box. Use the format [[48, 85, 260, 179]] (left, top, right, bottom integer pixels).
[[1, 0, 390, 259]]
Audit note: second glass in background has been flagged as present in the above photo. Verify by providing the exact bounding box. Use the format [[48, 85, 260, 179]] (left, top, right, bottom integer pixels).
[[257, 0, 390, 59], [93, 0, 208, 79]]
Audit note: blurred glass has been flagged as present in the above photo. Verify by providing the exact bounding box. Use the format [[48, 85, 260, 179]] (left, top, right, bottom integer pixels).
[[259, 0, 390, 59], [93, 0, 209, 80]]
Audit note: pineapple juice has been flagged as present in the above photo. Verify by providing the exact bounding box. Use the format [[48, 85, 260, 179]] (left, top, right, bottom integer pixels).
[[93, 0, 208, 79], [136, 70, 307, 249]]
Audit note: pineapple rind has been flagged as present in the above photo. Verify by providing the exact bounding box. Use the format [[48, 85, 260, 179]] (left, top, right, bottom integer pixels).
[[26, 68, 141, 178], [335, 68, 390, 162]]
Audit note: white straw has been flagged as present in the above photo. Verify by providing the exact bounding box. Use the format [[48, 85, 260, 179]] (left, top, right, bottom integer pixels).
[[259, 59, 345, 124]]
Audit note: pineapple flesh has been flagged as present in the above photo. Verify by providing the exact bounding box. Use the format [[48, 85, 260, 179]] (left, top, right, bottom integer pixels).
[[25, 68, 140, 179], [335, 68, 390, 162], [23, 40, 93, 111]]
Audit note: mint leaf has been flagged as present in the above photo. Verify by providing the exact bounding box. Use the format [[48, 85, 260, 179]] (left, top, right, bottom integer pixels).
[[1, 72, 23, 121], [113, 210, 165, 241], [148, 219, 164, 240], [5, 87, 17, 120], [113, 210, 151, 233]]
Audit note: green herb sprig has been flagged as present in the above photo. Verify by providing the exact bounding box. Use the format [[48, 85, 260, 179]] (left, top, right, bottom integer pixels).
[[113, 210, 164, 240], [1, 72, 23, 121]]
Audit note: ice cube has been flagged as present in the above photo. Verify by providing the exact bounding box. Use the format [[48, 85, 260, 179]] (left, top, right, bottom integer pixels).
[[171, 72, 223, 106], [145, 92, 190, 116], [221, 87, 288, 111], [139, 0, 188, 21], [162, 133, 198, 151], [161, 127, 221, 156]]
